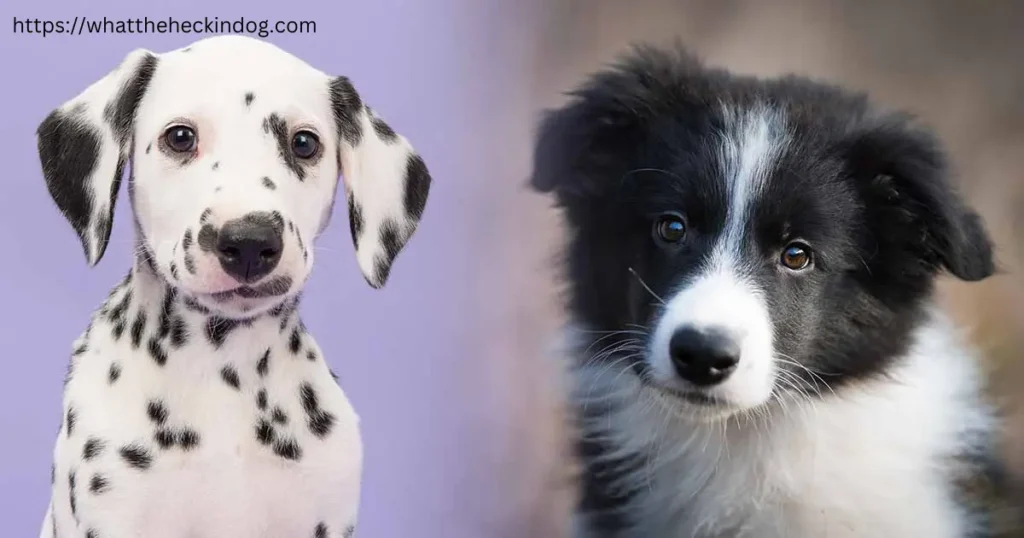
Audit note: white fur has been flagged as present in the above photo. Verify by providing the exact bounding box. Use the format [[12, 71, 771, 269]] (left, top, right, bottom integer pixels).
[[570, 308, 993, 537]]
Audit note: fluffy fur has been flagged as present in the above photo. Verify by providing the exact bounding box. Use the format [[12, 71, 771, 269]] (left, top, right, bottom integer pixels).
[[36, 35, 431, 537], [531, 44, 1007, 537]]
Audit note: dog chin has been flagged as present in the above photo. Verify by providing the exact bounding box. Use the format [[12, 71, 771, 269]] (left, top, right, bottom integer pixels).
[[642, 378, 770, 423], [184, 276, 296, 318]]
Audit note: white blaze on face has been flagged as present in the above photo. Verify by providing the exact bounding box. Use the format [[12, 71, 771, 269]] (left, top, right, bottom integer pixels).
[[647, 107, 788, 411]]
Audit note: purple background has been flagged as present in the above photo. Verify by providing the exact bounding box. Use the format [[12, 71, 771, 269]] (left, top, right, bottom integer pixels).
[[0, 1, 541, 536]]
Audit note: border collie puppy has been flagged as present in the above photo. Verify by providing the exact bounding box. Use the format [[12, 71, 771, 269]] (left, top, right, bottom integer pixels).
[[530, 45, 1007, 538]]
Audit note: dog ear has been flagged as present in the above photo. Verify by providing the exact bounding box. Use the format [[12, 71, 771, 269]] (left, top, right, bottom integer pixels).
[[844, 116, 994, 282], [329, 77, 432, 289], [37, 48, 159, 266]]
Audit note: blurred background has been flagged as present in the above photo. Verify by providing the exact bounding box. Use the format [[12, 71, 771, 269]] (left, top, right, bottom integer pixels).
[[484, 1, 1024, 535]]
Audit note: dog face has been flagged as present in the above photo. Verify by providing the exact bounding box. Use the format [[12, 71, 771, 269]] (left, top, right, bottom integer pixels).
[[532, 46, 994, 420], [38, 36, 431, 318]]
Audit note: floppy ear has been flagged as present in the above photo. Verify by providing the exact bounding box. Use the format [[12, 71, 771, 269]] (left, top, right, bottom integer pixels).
[[329, 77, 432, 289], [844, 116, 994, 282], [36, 48, 159, 266]]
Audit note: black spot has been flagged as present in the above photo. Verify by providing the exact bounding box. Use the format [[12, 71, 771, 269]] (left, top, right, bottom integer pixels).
[[300, 383, 336, 438], [130, 310, 147, 348], [72, 341, 88, 356], [182, 46, 192, 52], [273, 438, 302, 461], [371, 220, 403, 287], [178, 428, 200, 450], [256, 389, 268, 410], [343, 525, 355, 538], [211, 161, 220, 171], [245, 92, 255, 106], [86, 530, 99, 538], [83, 438, 105, 460], [200, 208, 213, 225], [306, 350, 317, 362], [111, 320, 126, 341], [255, 419, 275, 445], [157, 288, 176, 337], [347, 196, 364, 249], [184, 252, 196, 274], [119, 445, 153, 470], [262, 176, 276, 190], [169, 262, 179, 280], [108, 363, 121, 384], [314, 522, 329, 538], [271, 407, 288, 425], [287, 220, 294, 233], [145, 142, 152, 154], [404, 154, 431, 220], [51, 464, 55, 484], [68, 471, 77, 518], [89, 474, 109, 494], [182, 228, 194, 250], [147, 337, 168, 366], [183, 295, 209, 314], [154, 428, 176, 449], [370, 109, 397, 143], [65, 407, 76, 437], [147, 400, 168, 425], [197, 224, 218, 252], [220, 365, 241, 390], [108, 289, 133, 322], [289, 328, 302, 354], [206, 317, 246, 348], [257, 349, 270, 377], [264, 113, 305, 180], [170, 318, 188, 347], [329, 76, 364, 146], [330, 369, 340, 383]]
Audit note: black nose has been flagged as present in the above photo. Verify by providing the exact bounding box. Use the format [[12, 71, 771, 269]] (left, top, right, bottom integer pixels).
[[216, 212, 283, 283], [669, 326, 740, 386]]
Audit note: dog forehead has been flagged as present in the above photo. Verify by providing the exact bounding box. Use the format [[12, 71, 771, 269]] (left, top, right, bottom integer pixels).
[[142, 37, 332, 116]]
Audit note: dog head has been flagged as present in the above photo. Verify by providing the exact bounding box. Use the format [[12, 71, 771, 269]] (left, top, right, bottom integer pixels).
[[37, 35, 431, 318], [532, 45, 994, 421]]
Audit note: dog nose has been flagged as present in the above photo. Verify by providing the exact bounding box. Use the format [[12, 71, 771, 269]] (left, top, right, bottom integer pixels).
[[669, 326, 740, 386], [216, 212, 283, 283]]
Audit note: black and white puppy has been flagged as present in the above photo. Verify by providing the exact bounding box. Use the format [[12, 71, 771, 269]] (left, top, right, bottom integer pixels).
[[531, 45, 1006, 537], [37, 35, 430, 537]]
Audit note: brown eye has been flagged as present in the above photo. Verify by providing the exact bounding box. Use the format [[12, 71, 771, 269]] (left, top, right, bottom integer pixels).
[[164, 125, 197, 153], [780, 243, 812, 271], [653, 213, 687, 244], [292, 131, 320, 159]]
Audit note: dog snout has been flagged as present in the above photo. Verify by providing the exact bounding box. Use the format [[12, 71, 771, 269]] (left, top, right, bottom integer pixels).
[[216, 212, 284, 283], [669, 326, 740, 386]]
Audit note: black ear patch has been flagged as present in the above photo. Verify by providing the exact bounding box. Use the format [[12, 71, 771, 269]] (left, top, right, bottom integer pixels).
[[37, 111, 102, 257], [403, 154, 430, 221], [329, 76, 364, 146], [844, 118, 994, 282]]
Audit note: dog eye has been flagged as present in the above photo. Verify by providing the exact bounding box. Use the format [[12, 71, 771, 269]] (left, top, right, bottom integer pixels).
[[292, 131, 320, 159], [780, 243, 813, 271], [164, 126, 197, 153], [653, 213, 687, 244]]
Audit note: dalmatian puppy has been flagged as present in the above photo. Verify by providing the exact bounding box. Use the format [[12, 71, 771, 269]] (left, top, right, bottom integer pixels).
[[35, 35, 431, 538]]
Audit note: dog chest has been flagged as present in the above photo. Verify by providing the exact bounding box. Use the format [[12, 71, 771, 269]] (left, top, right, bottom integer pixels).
[[50, 312, 362, 537]]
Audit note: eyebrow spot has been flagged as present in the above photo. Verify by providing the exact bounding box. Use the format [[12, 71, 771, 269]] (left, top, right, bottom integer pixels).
[[244, 92, 255, 107], [262, 176, 276, 190], [211, 161, 219, 171]]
